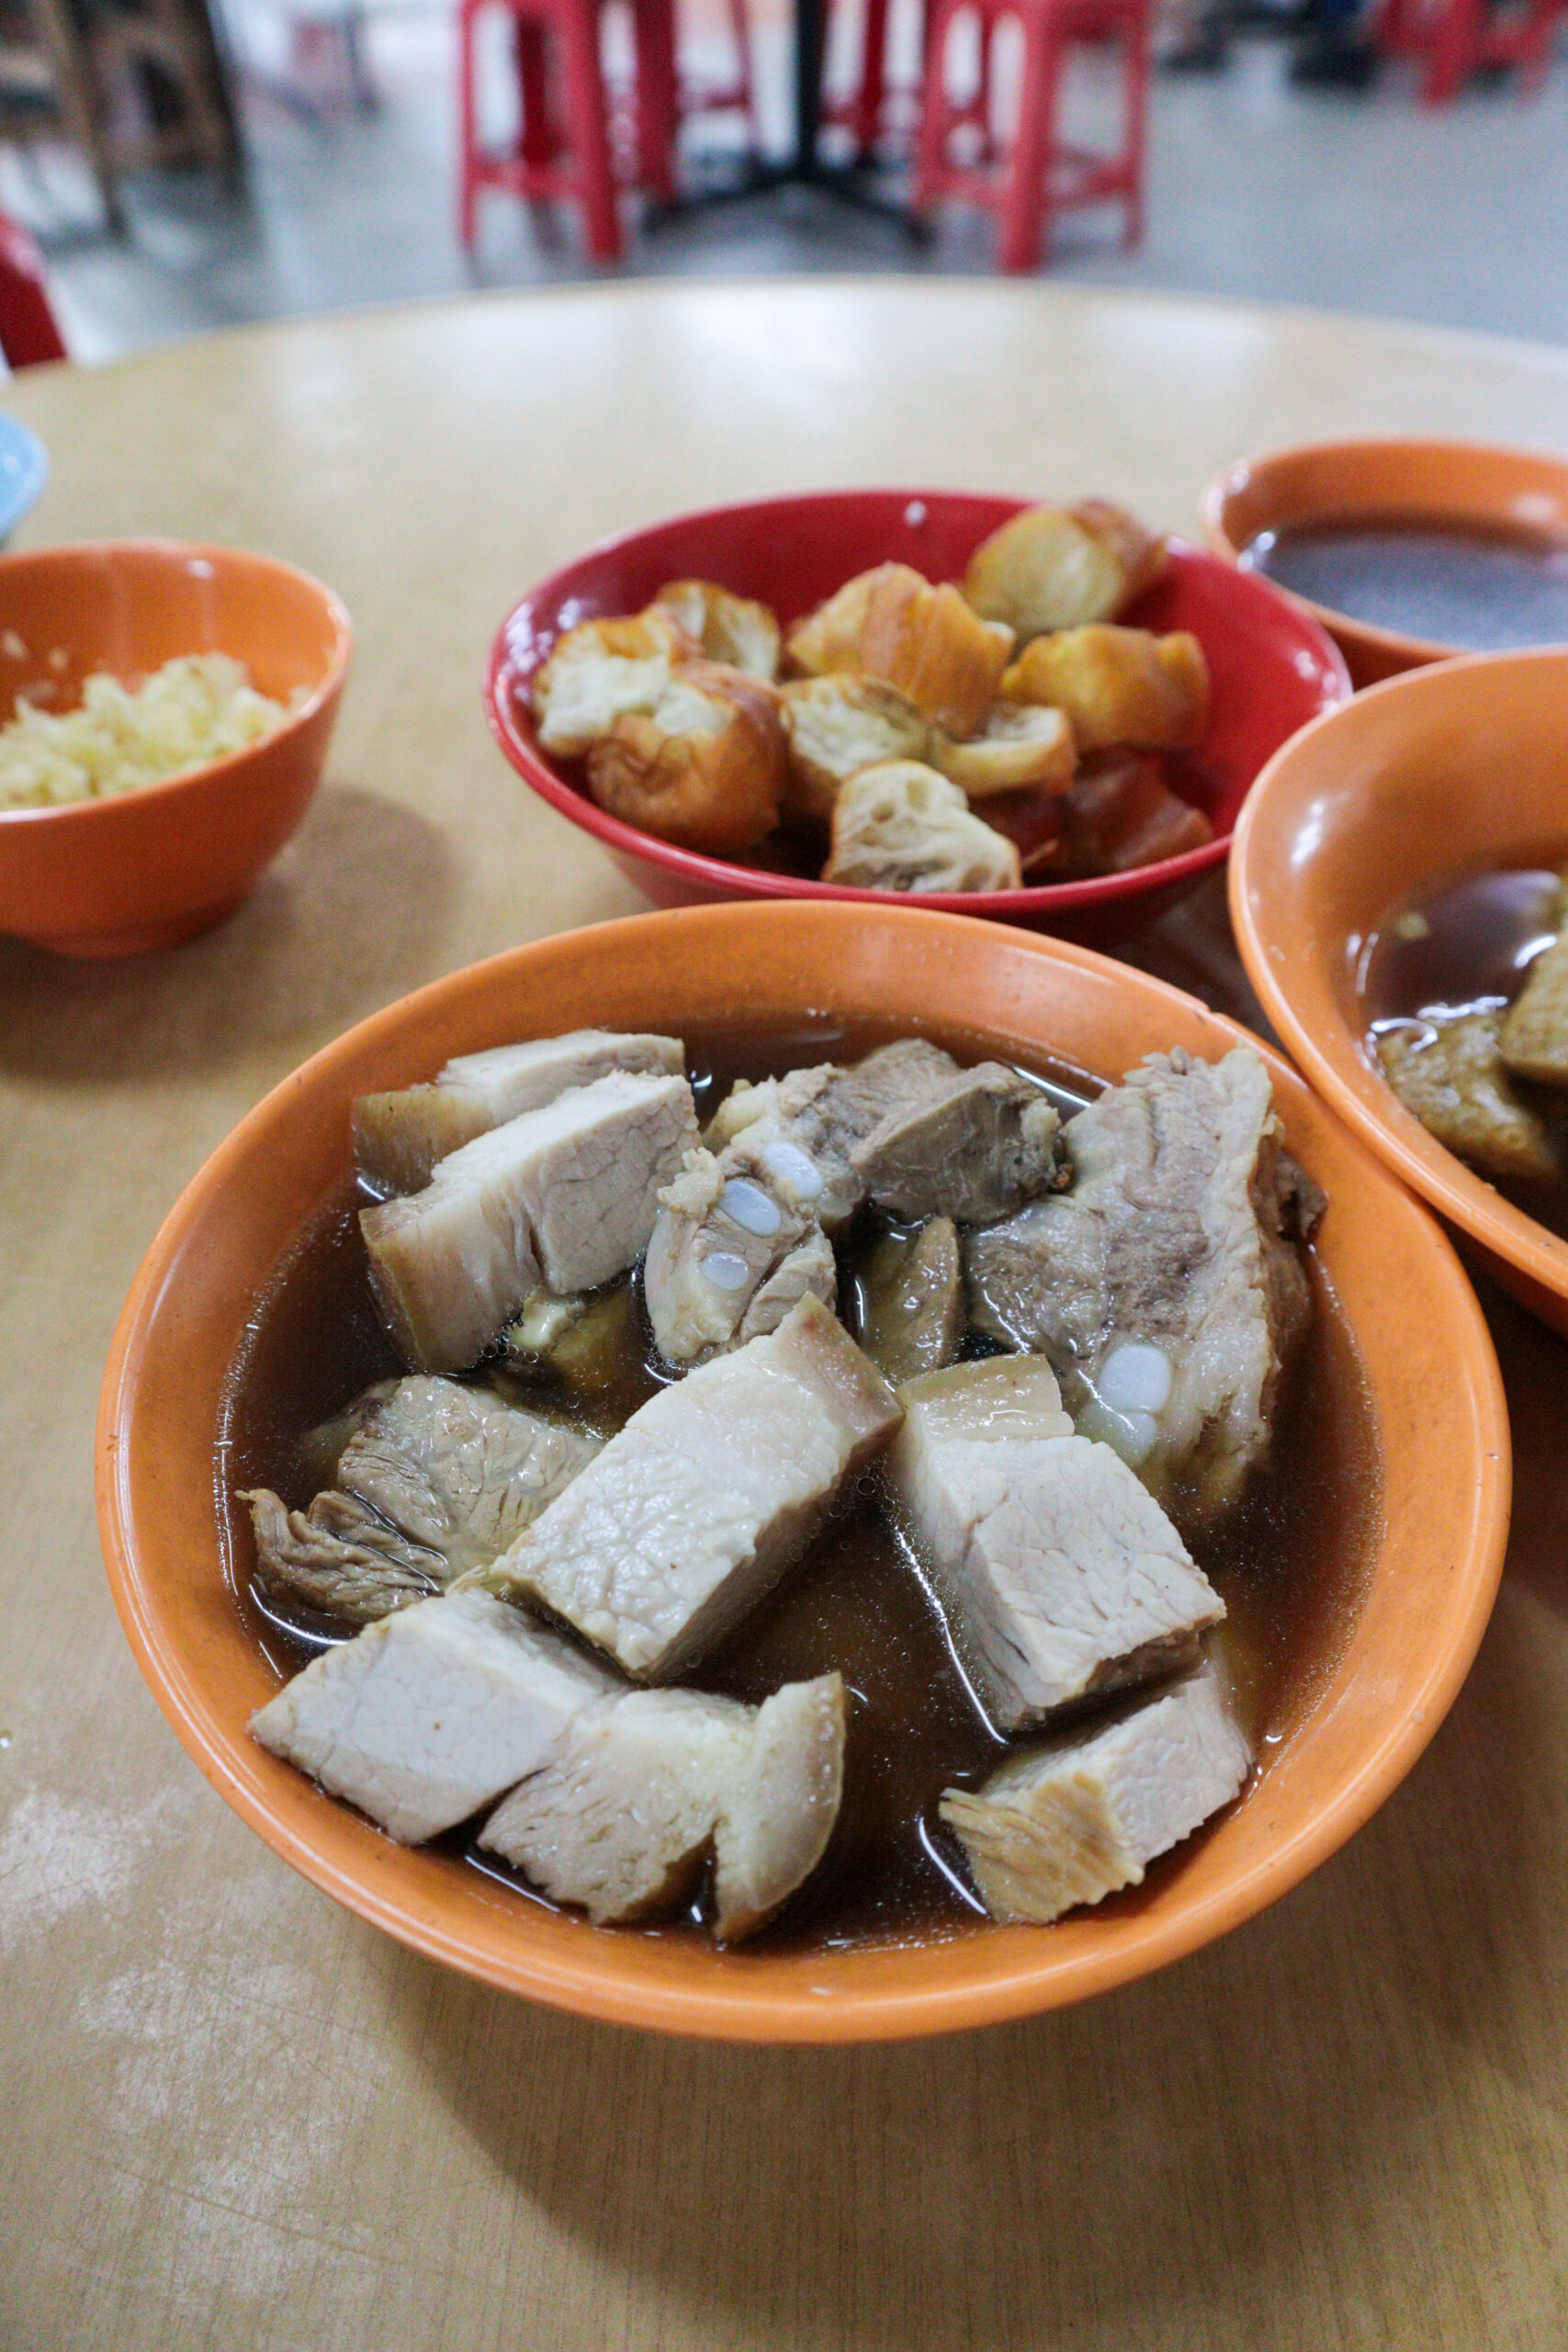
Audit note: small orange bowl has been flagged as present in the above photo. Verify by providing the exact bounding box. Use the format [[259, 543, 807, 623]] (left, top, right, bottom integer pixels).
[[97, 901, 1508, 2041], [0, 539, 351, 957], [1230, 645, 1568, 1340], [1202, 437, 1568, 687]]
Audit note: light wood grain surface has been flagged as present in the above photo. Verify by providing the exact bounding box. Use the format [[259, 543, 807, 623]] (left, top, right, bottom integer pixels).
[[3, 279, 1567, 2352]]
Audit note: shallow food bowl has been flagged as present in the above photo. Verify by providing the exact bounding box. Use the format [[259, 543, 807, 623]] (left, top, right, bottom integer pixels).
[[485, 489, 1348, 951], [1203, 438, 1568, 688], [0, 539, 351, 957], [1230, 645, 1568, 1342], [97, 900, 1508, 2041]]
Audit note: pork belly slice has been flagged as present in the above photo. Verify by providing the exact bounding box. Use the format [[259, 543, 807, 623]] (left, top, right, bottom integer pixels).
[[705, 1038, 964, 1230], [965, 1047, 1319, 1524], [849, 1062, 1064, 1223], [249, 1589, 621, 1843], [940, 1659, 1252, 1924], [479, 1672, 845, 1939], [887, 1357, 1224, 1733], [475, 1294, 901, 1680], [242, 1376, 606, 1626], [644, 1134, 836, 1366], [853, 1217, 964, 1386], [355, 1030, 686, 1197], [361, 1069, 698, 1372]]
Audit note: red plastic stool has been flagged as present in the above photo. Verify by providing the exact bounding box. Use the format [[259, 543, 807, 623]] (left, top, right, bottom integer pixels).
[[681, 0, 764, 145], [1377, 0, 1562, 101], [913, 0, 1148, 271], [0, 214, 66, 369], [457, 0, 680, 261]]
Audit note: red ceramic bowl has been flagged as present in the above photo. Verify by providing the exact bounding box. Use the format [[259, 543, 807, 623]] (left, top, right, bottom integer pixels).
[[484, 490, 1349, 950]]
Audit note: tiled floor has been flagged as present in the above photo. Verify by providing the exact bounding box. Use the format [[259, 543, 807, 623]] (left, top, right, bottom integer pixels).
[[7, 1, 1568, 364]]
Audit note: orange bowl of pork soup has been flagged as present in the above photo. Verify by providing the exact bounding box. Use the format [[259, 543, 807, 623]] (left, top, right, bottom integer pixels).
[[97, 900, 1507, 2040]]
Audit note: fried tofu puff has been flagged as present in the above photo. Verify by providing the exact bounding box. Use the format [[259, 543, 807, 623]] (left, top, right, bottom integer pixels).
[[532, 608, 694, 757], [963, 500, 1168, 643], [823, 760, 1021, 894], [1001, 625, 1210, 753], [779, 674, 933, 827], [587, 661, 787, 854], [930, 703, 1076, 798], [652, 581, 782, 682], [785, 563, 1014, 739]]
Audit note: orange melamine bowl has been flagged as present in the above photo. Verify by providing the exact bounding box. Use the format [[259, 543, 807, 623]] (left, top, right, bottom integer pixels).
[[0, 540, 351, 957], [1202, 437, 1568, 687], [97, 901, 1508, 2041], [1231, 646, 1568, 1343]]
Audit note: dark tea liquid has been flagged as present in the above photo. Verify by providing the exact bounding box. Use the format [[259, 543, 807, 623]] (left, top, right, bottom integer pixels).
[[1243, 512, 1568, 651]]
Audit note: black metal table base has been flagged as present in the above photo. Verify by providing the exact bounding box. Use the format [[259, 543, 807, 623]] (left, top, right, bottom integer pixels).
[[645, 153, 931, 241]]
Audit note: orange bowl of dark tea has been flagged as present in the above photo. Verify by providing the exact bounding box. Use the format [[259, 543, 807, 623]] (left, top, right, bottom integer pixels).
[[0, 539, 351, 957], [96, 900, 1507, 2039], [1230, 644, 1568, 1341], [1203, 437, 1568, 687]]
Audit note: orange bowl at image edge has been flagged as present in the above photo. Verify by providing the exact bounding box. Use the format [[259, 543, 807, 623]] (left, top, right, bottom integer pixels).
[[1229, 644, 1568, 1342], [97, 903, 1509, 2041], [0, 540, 351, 957], [1202, 437, 1568, 687]]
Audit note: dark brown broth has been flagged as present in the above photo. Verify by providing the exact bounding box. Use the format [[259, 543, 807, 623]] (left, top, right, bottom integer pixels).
[[220, 1015, 1379, 1949], [1364, 860, 1568, 1240], [1243, 511, 1568, 651]]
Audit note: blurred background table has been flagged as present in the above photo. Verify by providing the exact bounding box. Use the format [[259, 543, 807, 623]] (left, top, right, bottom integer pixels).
[[3, 277, 1567, 2352]]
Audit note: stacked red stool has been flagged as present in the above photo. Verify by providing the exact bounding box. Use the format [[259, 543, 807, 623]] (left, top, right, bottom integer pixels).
[[913, 0, 1148, 272], [458, 0, 759, 263], [1377, 0, 1563, 103]]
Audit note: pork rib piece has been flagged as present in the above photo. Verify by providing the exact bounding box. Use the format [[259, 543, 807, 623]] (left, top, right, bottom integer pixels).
[[940, 1658, 1251, 1924], [705, 1038, 964, 1230], [355, 1030, 685, 1197], [361, 1069, 697, 1372], [965, 1047, 1318, 1523], [887, 1356, 1224, 1732], [249, 1589, 621, 1843], [242, 1377, 603, 1625], [644, 1132, 836, 1366], [473, 1295, 901, 1679], [848, 1062, 1063, 1223], [479, 1671, 845, 1939]]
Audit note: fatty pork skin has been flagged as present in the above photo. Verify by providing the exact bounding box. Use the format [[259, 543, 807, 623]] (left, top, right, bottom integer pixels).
[[361, 1069, 698, 1372], [479, 1671, 845, 1939], [471, 1295, 901, 1680], [354, 1029, 685, 1198], [887, 1357, 1224, 1732], [965, 1047, 1318, 1523], [940, 1658, 1252, 1924], [242, 1376, 604, 1625], [248, 1589, 621, 1843]]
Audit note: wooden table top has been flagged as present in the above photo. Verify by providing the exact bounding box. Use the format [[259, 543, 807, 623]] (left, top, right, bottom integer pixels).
[[4, 279, 1567, 2352]]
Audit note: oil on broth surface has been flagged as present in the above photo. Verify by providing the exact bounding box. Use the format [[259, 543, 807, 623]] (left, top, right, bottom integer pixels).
[[220, 1016, 1379, 1949]]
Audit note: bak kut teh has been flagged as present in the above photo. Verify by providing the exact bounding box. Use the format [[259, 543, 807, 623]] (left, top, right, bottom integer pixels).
[[526, 499, 1217, 889], [229, 1014, 1374, 1951]]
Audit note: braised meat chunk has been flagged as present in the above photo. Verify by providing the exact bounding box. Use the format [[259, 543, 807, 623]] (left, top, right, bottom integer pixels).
[[1378, 1011, 1560, 1183], [644, 1136, 836, 1366], [474, 1295, 901, 1680], [243, 1375, 603, 1624], [941, 1657, 1251, 1924], [361, 1069, 697, 1372], [887, 1357, 1224, 1732], [249, 1589, 621, 1843], [849, 1059, 1063, 1223], [966, 1047, 1316, 1523], [479, 1670, 845, 1940], [354, 1030, 684, 1198], [853, 1217, 964, 1385], [706, 1037, 967, 1230]]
